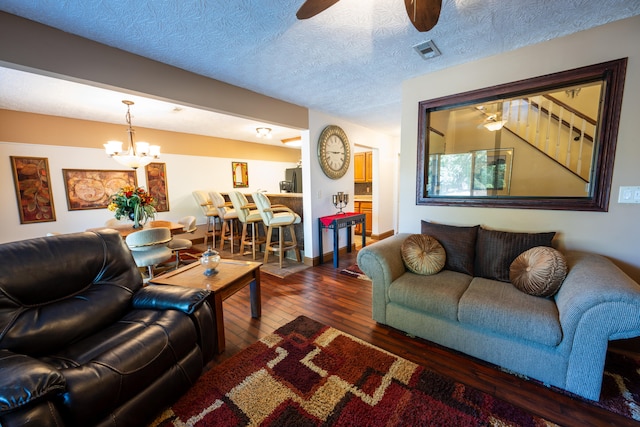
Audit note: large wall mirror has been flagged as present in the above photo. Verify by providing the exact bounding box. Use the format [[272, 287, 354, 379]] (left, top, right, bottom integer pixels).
[[416, 58, 627, 211]]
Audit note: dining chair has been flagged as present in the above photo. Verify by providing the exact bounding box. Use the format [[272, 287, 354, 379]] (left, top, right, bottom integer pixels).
[[252, 192, 302, 268], [192, 190, 219, 248], [166, 215, 197, 269], [125, 227, 173, 283], [209, 191, 239, 253], [228, 191, 266, 260]]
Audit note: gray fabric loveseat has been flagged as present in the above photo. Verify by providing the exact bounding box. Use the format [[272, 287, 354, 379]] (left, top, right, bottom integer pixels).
[[356, 222, 640, 400]]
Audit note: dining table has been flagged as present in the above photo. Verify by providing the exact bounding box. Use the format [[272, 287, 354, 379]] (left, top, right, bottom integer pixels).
[[87, 220, 186, 238]]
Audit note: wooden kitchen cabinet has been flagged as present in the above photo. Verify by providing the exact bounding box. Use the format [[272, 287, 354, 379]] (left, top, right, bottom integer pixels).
[[365, 151, 372, 182], [354, 153, 366, 182], [354, 151, 372, 183], [354, 200, 372, 235]]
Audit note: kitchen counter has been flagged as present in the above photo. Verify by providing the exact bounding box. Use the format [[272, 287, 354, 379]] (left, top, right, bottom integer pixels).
[[263, 192, 302, 197], [354, 195, 372, 201]]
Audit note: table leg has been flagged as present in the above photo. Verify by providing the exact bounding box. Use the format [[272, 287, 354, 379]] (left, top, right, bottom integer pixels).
[[362, 220, 366, 248], [250, 274, 261, 318], [346, 225, 352, 253], [333, 226, 339, 268], [318, 219, 324, 265], [213, 293, 225, 353]]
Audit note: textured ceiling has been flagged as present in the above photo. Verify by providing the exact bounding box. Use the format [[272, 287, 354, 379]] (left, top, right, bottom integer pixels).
[[0, 0, 639, 143]]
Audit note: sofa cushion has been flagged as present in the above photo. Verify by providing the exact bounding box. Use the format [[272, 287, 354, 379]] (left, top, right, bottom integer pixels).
[[510, 246, 567, 297], [421, 221, 479, 275], [458, 277, 562, 347], [388, 270, 472, 321], [474, 227, 556, 282], [401, 234, 446, 275]]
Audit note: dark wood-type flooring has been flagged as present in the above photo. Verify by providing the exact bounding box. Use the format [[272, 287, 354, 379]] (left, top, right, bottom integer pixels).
[[205, 246, 639, 427]]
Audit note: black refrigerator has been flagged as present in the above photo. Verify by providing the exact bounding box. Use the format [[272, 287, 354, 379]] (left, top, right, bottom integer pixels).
[[283, 167, 302, 193]]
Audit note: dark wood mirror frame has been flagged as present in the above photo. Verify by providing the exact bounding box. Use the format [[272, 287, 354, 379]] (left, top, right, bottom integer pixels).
[[416, 58, 627, 211]]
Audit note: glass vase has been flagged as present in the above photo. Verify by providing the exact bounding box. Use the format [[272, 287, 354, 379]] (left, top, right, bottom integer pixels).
[[128, 205, 143, 229]]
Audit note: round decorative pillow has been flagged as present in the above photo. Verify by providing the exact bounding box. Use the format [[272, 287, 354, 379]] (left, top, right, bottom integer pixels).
[[401, 234, 446, 275], [509, 246, 567, 297]]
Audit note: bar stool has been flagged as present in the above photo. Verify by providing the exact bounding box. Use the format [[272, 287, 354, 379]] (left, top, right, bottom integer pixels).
[[252, 192, 301, 268], [209, 191, 239, 253], [228, 191, 266, 260], [192, 190, 219, 248]]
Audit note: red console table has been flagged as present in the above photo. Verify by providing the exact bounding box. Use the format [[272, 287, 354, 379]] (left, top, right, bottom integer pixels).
[[318, 212, 366, 268]]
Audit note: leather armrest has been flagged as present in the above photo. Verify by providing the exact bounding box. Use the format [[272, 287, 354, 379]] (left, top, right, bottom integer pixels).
[[0, 350, 66, 413], [133, 285, 211, 315]]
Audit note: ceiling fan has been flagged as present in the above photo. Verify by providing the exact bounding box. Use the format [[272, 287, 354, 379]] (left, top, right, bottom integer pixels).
[[296, 0, 443, 32]]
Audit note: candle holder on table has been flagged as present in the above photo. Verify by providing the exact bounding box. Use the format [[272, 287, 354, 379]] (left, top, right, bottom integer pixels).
[[332, 192, 349, 214]]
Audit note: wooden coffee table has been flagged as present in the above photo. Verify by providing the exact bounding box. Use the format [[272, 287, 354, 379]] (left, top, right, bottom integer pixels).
[[149, 259, 262, 353]]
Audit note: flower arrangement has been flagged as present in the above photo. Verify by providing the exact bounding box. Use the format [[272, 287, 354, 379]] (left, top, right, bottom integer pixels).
[[108, 185, 156, 228]]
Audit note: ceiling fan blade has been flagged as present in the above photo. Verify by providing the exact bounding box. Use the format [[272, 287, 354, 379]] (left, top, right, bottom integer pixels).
[[404, 0, 442, 32], [296, 0, 340, 19]]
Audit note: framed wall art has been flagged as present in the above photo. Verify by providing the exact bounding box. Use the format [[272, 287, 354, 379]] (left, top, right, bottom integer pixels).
[[145, 162, 169, 212], [62, 169, 137, 210], [10, 156, 57, 224], [232, 161, 249, 188]]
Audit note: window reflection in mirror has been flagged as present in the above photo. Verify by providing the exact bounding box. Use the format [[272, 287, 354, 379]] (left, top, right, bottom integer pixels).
[[417, 58, 627, 211]]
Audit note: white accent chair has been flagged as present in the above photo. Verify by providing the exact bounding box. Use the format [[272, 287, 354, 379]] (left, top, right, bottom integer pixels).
[[252, 192, 302, 268], [125, 227, 173, 283], [166, 215, 197, 269]]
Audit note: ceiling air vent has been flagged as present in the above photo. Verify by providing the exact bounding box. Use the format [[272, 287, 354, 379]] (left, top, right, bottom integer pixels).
[[413, 40, 441, 60]]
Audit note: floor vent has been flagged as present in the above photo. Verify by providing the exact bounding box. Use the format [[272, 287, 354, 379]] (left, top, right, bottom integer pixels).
[[413, 40, 441, 60]]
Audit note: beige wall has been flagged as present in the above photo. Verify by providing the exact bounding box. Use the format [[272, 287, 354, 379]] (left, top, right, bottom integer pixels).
[[401, 16, 640, 282], [0, 110, 301, 244], [0, 110, 300, 162]]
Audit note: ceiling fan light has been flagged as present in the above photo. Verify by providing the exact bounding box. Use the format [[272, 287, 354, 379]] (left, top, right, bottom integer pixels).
[[483, 120, 507, 131]]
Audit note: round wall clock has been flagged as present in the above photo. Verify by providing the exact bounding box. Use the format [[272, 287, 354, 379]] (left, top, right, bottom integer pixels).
[[317, 125, 351, 179]]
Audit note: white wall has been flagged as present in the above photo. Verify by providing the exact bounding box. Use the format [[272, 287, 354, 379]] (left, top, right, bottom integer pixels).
[[400, 16, 640, 281], [307, 110, 399, 259], [0, 141, 298, 243]]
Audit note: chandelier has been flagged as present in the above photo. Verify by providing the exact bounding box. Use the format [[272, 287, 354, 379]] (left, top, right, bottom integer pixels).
[[104, 100, 160, 169]]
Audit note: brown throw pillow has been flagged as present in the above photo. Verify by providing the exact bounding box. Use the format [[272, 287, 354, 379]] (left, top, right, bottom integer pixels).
[[510, 246, 568, 297], [421, 221, 479, 275], [474, 227, 556, 282], [401, 234, 446, 276]]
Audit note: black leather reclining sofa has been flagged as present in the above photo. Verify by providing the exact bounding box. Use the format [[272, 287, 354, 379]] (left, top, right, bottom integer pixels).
[[0, 229, 215, 426]]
